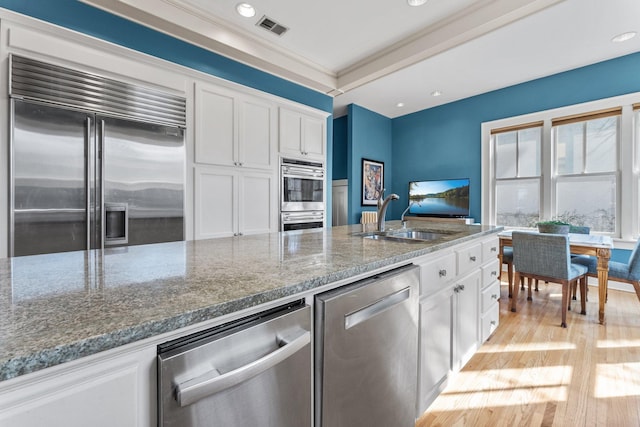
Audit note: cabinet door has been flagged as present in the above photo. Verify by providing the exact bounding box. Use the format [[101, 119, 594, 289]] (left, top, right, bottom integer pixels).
[[302, 115, 324, 159], [279, 108, 302, 155], [194, 167, 237, 239], [238, 172, 276, 235], [420, 252, 456, 297], [454, 270, 480, 370], [417, 289, 453, 416], [239, 97, 274, 169], [0, 346, 157, 427], [456, 242, 482, 277], [482, 237, 500, 263], [195, 84, 236, 166]]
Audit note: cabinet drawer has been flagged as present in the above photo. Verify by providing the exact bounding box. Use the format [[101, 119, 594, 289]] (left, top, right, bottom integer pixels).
[[456, 243, 482, 276], [481, 305, 500, 342], [482, 238, 500, 263], [481, 279, 501, 313], [482, 260, 500, 289], [420, 253, 456, 296]]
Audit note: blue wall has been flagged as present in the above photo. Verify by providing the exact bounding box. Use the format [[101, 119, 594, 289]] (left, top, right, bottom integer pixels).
[[0, 0, 332, 113], [390, 51, 640, 222], [332, 116, 348, 180], [347, 104, 393, 225]]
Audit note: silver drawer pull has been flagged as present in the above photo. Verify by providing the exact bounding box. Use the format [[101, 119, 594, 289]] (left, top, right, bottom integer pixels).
[[491, 247, 497, 252], [491, 294, 498, 299], [490, 320, 497, 326], [491, 271, 497, 276], [439, 269, 447, 278], [469, 255, 477, 262]]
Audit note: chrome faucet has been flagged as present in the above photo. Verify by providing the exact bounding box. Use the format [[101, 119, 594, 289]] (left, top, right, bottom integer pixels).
[[401, 201, 420, 229], [377, 189, 399, 232]]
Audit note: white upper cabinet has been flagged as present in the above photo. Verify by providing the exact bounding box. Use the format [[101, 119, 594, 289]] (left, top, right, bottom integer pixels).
[[195, 82, 275, 170], [279, 107, 325, 160], [194, 166, 276, 239]]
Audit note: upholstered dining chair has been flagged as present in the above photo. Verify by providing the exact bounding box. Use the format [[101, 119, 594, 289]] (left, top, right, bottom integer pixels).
[[519, 226, 592, 295], [510, 232, 589, 328], [572, 238, 640, 303]]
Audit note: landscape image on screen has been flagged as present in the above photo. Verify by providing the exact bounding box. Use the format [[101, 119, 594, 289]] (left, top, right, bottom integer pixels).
[[409, 179, 470, 217]]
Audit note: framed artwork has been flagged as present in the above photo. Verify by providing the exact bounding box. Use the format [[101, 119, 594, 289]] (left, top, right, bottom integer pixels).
[[361, 158, 384, 206]]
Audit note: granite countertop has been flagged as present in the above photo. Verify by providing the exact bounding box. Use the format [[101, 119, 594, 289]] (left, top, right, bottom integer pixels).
[[0, 221, 501, 382]]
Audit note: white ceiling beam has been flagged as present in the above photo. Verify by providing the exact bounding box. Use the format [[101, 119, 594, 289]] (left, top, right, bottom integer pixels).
[[336, 0, 566, 92]]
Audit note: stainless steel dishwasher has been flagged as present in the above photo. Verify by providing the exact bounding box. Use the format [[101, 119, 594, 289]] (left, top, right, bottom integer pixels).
[[157, 300, 311, 427], [315, 264, 419, 427]]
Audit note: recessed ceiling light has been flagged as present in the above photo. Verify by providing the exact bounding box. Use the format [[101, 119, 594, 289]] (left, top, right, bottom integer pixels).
[[407, 0, 428, 6], [396, 102, 405, 108], [236, 3, 256, 18], [431, 90, 442, 97], [612, 31, 637, 43]]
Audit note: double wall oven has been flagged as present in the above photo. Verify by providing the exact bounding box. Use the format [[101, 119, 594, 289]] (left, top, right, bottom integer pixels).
[[280, 158, 324, 231]]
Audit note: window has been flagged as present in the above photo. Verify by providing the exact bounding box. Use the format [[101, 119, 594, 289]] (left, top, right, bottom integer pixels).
[[482, 94, 638, 241], [492, 122, 542, 227], [552, 109, 619, 233]]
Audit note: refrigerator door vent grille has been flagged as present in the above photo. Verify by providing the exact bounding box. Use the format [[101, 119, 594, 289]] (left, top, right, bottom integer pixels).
[[9, 55, 186, 128]]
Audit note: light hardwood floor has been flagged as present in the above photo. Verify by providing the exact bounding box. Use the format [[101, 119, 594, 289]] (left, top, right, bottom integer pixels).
[[416, 275, 640, 427]]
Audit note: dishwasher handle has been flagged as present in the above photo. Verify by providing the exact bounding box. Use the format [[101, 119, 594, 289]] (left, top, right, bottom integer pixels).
[[175, 328, 310, 407], [344, 286, 411, 330]]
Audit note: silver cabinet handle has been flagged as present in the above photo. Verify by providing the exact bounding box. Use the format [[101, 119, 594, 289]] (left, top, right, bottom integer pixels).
[[491, 247, 497, 252], [175, 329, 310, 407], [491, 271, 497, 276], [469, 255, 477, 262], [438, 269, 447, 278], [490, 320, 497, 326], [491, 294, 498, 299], [344, 287, 410, 329]]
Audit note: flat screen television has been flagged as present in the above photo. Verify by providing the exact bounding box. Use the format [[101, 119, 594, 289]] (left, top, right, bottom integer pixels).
[[408, 178, 470, 218]]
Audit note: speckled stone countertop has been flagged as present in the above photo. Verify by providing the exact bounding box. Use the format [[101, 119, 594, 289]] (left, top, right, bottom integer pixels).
[[0, 221, 501, 382]]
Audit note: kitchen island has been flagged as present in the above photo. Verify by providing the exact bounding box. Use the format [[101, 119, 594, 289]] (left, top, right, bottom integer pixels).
[[0, 221, 501, 426]]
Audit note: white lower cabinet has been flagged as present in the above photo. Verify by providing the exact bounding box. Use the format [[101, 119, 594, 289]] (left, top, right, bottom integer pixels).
[[417, 287, 454, 416], [194, 166, 276, 239], [0, 345, 157, 427], [416, 234, 500, 417], [481, 259, 501, 342], [453, 270, 480, 371]]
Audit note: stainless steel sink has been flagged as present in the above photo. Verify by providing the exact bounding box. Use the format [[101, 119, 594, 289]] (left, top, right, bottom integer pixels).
[[386, 230, 446, 240], [358, 228, 451, 243]]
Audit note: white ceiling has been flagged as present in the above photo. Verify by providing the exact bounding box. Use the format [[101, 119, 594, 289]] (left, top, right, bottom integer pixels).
[[82, 0, 640, 118]]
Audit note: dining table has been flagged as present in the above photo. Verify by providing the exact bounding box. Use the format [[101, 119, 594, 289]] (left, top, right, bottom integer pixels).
[[498, 230, 614, 324]]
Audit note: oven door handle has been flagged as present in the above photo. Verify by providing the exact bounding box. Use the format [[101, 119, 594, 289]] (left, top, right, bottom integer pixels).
[[282, 165, 324, 178], [282, 214, 324, 223], [174, 329, 310, 407]]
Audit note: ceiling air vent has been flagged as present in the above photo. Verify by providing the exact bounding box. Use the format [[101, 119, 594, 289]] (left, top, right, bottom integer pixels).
[[257, 15, 288, 36]]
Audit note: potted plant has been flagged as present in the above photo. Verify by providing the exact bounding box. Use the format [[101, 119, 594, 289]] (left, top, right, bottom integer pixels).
[[536, 220, 571, 234]]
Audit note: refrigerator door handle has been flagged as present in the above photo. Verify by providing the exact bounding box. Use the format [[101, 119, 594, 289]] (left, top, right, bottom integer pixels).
[[86, 116, 92, 250], [99, 119, 105, 249]]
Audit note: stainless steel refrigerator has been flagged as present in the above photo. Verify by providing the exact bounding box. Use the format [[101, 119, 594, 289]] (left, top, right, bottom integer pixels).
[[9, 55, 186, 257]]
